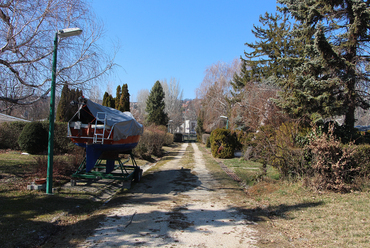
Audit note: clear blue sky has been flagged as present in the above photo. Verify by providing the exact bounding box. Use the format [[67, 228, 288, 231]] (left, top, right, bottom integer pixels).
[[91, 0, 277, 101]]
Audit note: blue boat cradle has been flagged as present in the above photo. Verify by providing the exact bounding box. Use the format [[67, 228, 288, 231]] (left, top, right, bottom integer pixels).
[[72, 149, 143, 182]]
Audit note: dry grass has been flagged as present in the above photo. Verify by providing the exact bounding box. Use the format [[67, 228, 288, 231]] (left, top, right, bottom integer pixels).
[[198, 143, 370, 247], [252, 182, 370, 247]]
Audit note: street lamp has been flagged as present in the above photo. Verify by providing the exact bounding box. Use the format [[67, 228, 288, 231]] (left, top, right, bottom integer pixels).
[[46, 27, 82, 194], [220, 116, 229, 129]]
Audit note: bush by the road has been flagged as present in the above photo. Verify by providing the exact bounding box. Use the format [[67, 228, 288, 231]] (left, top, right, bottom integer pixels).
[[1, 121, 75, 154], [134, 125, 171, 158], [0, 121, 28, 150], [18, 121, 48, 154], [210, 128, 237, 158]]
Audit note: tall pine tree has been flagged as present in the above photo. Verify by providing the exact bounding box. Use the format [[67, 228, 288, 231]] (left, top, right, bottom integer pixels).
[[231, 12, 305, 107], [276, 0, 370, 129], [146, 81, 168, 125]]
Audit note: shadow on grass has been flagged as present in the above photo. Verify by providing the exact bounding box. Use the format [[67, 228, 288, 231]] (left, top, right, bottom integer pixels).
[[237, 201, 324, 223], [0, 192, 104, 248]]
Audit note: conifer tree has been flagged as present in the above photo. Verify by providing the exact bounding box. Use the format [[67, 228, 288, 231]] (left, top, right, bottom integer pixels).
[[146, 81, 168, 125], [102, 92, 109, 107], [102, 92, 115, 108], [120, 84, 130, 112], [56, 85, 70, 122], [56, 84, 82, 122], [231, 12, 303, 96], [276, 0, 370, 129], [115, 85, 121, 109]]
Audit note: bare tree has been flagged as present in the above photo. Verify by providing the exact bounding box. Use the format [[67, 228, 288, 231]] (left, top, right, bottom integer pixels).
[[87, 83, 102, 104], [161, 78, 183, 132], [0, 0, 116, 114], [196, 59, 240, 132], [230, 83, 279, 131], [134, 88, 149, 124]]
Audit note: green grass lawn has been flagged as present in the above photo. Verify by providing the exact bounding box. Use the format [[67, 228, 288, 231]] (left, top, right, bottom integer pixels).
[[221, 157, 280, 185]]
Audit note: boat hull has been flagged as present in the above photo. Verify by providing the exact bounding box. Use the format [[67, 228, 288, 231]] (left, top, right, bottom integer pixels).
[[70, 134, 141, 152], [68, 128, 141, 172]]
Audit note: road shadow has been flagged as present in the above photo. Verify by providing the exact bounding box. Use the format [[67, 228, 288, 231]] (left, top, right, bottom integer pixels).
[[69, 200, 324, 247], [109, 167, 202, 206]]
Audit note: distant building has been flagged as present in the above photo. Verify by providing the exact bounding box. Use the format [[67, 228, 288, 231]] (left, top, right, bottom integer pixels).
[[180, 120, 197, 134]]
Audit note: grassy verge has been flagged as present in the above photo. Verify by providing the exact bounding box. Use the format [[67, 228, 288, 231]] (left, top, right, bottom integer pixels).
[[250, 182, 370, 247], [0, 150, 106, 247], [221, 157, 279, 185], [198, 143, 370, 247]]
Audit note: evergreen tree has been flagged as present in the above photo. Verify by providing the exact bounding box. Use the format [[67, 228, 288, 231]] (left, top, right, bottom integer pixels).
[[276, 0, 370, 129], [102, 91, 115, 108], [231, 12, 303, 97], [102, 92, 109, 107], [56, 84, 82, 122], [146, 81, 168, 125], [56, 85, 69, 122], [115, 85, 121, 109], [120, 84, 130, 112]]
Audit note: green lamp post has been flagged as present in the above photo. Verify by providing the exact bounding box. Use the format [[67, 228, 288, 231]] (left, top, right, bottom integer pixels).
[[46, 28, 82, 194]]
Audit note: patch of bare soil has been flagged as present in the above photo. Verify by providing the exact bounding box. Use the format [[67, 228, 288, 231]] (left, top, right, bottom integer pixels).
[[77, 143, 257, 247]]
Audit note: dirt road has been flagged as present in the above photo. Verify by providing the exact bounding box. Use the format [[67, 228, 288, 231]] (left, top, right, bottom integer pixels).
[[78, 143, 257, 247]]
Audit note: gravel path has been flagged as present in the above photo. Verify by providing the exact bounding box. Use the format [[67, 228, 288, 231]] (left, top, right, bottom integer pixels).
[[78, 143, 257, 247]]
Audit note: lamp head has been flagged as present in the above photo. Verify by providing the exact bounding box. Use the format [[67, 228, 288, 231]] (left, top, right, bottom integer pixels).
[[58, 28, 82, 38]]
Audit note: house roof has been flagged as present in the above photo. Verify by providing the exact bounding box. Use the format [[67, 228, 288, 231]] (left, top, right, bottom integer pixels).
[[0, 113, 30, 123]]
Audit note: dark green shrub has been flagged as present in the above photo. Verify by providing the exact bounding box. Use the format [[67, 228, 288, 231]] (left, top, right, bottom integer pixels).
[[173, 133, 183, 142], [18, 122, 48, 154], [0, 121, 28, 150], [320, 121, 368, 144], [232, 130, 250, 151], [354, 130, 370, 145], [41, 122, 75, 154], [210, 128, 237, 158]]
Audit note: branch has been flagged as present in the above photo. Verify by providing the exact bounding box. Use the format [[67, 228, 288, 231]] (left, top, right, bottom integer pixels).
[[0, 88, 50, 105]]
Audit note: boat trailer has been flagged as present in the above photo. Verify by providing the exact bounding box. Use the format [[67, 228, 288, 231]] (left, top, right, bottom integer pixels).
[[71, 150, 143, 183]]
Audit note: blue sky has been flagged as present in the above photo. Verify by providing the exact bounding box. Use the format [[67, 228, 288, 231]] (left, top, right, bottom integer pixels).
[[92, 0, 277, 101]]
